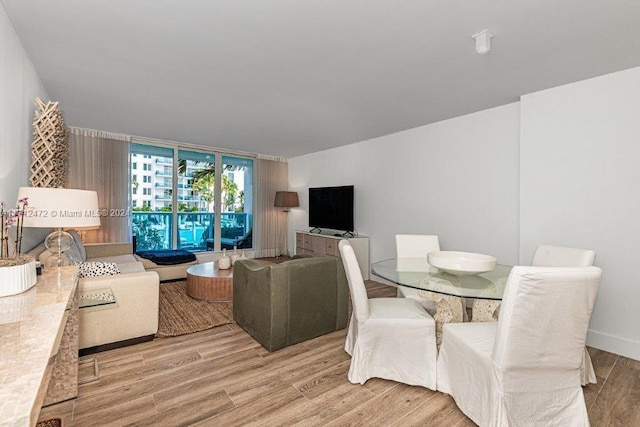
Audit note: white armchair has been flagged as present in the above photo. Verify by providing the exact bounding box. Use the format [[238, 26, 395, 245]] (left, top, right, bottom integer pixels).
[[339, 240, 437, 389], [29, 237, 160, 350], [394, 234, 440, 315], [79, 242, 160, 349], [79, 270, 159, 349], [437, 266, 602, 426]]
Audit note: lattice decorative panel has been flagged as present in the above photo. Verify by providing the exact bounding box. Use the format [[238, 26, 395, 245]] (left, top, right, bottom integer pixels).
[[30, 97, 67, 188]]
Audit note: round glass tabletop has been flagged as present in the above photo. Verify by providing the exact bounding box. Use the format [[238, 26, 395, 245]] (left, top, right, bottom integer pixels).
[[371, 258, 512, 300]]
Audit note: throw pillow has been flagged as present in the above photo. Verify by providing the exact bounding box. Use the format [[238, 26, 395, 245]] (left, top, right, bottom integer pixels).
[[65, 242, 84, 264], [77, 262, 120, 278], [67, 229, 87, 262]]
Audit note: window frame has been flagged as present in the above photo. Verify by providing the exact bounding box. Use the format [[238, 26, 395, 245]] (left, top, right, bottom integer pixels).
[[130, 141, 255, 252]]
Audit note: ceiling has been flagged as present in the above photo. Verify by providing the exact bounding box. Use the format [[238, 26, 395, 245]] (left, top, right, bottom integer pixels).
[[3, 1, 640, 158]]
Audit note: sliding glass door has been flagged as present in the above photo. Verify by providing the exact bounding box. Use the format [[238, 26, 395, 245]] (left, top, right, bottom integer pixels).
[[131, 144, 174, 250], [220, 156, 253, 250], [176, 149, 215, 251], [130, 143, 253, 252]]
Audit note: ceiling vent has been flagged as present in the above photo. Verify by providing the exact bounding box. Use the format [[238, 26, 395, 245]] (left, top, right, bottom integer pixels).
[[472, 30, 495, 54]]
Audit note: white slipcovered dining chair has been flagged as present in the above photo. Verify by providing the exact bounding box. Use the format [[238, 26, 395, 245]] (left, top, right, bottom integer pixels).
[[532, 244, 597, 385], [395, 234, 440, 315], [339, 240, 438, 389], [437, 266, 602, 426], [532, 244, 596, 268]]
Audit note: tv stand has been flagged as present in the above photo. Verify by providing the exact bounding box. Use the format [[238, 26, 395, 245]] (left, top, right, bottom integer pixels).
[[309, 228, 354, 238], [296, 231, 369, 280]]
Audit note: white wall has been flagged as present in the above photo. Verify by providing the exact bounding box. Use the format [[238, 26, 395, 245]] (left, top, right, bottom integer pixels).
[[520, 66, 640, 360], [289, 102, 521, 266], [0, 4, 47, 204]]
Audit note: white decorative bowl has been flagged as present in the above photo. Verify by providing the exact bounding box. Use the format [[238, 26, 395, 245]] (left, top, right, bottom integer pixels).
[[427, 251, 497, 276], [0, 259, 38, 297]]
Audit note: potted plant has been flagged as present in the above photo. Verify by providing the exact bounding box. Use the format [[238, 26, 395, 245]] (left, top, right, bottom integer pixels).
[[0, 197, 37, 297]]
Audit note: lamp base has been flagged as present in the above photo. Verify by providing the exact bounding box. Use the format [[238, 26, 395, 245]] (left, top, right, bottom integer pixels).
[[44, 229, 75, 270], [44, 253, 74, 269]]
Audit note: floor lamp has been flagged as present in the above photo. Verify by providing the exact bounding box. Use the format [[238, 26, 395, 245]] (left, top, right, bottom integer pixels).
[[17, 187, 101, 269], [274, 191, 299, 258]]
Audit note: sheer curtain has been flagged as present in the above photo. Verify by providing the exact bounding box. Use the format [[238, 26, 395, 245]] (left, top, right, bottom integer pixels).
[[67, 128, 130, 243], [254, 158, 288, 258]]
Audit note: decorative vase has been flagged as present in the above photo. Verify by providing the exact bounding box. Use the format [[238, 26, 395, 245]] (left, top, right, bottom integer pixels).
[[0, 256, 37, 298], [230, 246, 240, 265], [218, 249, 231, 270]]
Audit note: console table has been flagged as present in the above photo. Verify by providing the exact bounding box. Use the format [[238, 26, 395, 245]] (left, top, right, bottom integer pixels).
[[0, 267, 79, 426], [295, 231, 369, 280]]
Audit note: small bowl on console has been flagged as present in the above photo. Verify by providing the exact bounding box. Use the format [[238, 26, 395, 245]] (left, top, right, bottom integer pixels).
[[427, 251, 497, 276]]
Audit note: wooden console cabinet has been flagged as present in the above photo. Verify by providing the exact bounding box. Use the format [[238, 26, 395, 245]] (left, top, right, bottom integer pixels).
[[296, 231, 369, 280]]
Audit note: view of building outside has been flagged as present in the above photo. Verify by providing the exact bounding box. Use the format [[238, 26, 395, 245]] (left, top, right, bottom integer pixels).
[[130, 143, 253, 251]]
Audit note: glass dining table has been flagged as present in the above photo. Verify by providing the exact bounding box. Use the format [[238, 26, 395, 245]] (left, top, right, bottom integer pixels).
[[372, 258, 512, 344]]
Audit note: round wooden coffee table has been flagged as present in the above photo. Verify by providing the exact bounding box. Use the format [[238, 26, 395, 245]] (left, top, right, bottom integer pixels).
[[186, 262, 233, 302]]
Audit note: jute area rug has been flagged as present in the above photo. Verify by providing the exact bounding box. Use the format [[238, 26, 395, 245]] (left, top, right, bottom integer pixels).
[[156, 280, 234, 338]]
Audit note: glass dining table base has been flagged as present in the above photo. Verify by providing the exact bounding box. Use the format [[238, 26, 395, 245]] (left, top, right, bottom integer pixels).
[[419, 290, 465, 346], [471, 299, 501, 323]]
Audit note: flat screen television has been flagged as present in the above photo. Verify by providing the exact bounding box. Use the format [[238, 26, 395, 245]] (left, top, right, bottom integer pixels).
[[308, 185, 354, 232]]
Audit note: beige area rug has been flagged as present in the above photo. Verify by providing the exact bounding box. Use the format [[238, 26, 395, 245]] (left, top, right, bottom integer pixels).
[[156, 281, 234, 337]]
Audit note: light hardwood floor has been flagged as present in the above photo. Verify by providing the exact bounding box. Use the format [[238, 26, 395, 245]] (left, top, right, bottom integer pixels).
[[38, 281, 640, 426]]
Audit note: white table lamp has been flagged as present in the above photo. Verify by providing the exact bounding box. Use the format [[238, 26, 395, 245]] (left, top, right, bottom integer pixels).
[[17, 187, 100, 268]]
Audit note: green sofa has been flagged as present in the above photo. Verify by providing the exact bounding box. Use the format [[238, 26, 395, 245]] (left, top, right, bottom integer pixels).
[[233, 256, 349, 352]]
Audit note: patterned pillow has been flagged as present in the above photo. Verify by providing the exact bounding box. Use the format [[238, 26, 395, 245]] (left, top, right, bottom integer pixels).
[[77, 262, 120, 278]]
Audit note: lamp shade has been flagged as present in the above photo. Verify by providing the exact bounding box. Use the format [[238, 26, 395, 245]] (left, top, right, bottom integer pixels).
[[17, 187, 101, 229], [274, 191, 299, 208]]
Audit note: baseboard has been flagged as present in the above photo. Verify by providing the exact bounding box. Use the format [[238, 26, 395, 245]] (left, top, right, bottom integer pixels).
[[79, 335, 155, 356], [587, 329, 640, 361]]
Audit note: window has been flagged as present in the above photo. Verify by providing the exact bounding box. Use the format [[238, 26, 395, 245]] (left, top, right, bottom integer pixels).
[[177, 149, 215, 251], [132, 187, 137, 195], [130, 143, 254, 252], [132, 162, 137, 169], [130, 144, 173, 250], [221, 155, 253, 249]]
